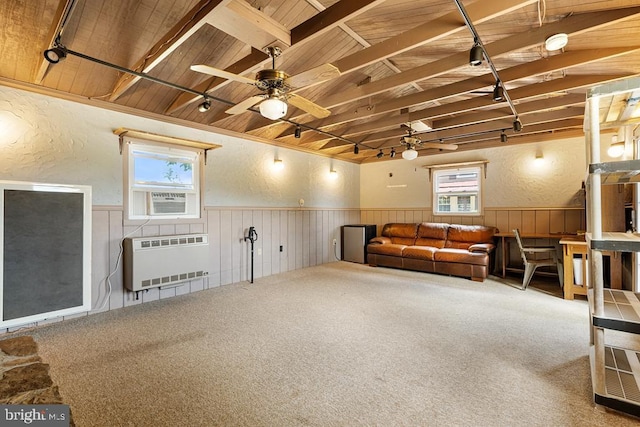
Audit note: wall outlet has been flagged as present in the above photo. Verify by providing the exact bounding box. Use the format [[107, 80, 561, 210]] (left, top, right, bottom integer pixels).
[[279, 245, 283, 252], [333, 238, 337, 246]]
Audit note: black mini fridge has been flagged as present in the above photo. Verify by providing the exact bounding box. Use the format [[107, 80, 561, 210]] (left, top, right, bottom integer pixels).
[[341, 224, 377, 264]]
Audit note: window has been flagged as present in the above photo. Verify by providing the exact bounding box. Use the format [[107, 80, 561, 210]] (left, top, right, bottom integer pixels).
[[433, 166, 482, 216], [125, 141, 202, 220]]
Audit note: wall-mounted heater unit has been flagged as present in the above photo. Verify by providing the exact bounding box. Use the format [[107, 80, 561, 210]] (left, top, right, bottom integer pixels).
[[123, 234, 209, 292]]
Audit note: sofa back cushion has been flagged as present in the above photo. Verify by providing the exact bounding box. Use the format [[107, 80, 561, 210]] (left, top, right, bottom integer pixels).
[[381, 223, 419, 245], [444, 225, 496, 250], [415, 222, 449, 248]]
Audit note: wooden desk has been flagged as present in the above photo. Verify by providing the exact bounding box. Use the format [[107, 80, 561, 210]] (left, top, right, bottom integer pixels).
[[559, 237, 588, 300], [559, 236, 622, 300], [495, 232, 570, 279]]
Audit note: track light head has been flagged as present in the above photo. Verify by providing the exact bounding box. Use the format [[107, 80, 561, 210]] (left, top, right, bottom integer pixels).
[[43, 46, 67, 64], [500, 131, 508, 143], [376, 150, 384, 159], [294, 125, 301, 138], [469, 45, 483, 66], [354, 144, 359, 155], [390, 147, 396, 158], [492, 83, 504, 102], [198, 98, 211, 112], [513, 117, 522, 132]]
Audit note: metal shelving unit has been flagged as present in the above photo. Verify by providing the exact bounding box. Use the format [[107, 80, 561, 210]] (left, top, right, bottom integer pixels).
[[585, 76, 640, 417]]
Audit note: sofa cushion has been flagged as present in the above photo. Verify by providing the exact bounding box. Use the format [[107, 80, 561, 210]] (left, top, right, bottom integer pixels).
[[381, 223, 419, 246], [434, 248, 489, 265], [444, 224, 496, 250], [415, 222, 449, 248], [367, 243, 406, 257], [402, 245, 438, 261]]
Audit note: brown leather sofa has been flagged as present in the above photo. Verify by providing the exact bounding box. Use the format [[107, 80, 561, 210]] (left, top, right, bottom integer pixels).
[[367, 222, 497, 282]]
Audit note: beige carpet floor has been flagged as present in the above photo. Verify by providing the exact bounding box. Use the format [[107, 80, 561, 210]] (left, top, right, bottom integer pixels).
[[15, 262, 640, 426]]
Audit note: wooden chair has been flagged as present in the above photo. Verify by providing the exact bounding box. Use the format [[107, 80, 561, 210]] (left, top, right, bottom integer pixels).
[[513, 229, 562, 290]]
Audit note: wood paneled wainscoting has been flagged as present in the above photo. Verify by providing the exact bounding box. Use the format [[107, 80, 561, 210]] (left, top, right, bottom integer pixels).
[[360, 207, 585, 278], [2, 207, 359, 333]]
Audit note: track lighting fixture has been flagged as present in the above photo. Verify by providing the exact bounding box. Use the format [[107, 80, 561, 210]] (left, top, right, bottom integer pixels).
[[198, 97, 211, 112], [294, 125, 301, 138], [354, 144, 359, 155], [390, 147, 396, 158], [469, 43, 483, 66], [513, 117, 523, 132], [376, 150, 384, 159], [43, 45, 67, 64], [500, 131, 508, 143], [492, 82, 504, 102]]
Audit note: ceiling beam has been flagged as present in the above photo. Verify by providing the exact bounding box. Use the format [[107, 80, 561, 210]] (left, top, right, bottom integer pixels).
[[206, 0, 291, 49], [34, 0, 71, 84]]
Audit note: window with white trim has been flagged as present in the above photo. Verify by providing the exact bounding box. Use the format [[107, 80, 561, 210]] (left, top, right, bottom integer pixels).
[[124, 141, 202, 220], [433, 166, 482, 216]]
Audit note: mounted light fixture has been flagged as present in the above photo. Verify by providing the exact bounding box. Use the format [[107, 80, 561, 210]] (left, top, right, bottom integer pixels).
[[198, 98, 211, 112], [329, 169, 338, 178], [260, 97, 287, 120], [608, 135, 625, 158], [43, 45, 67, 64], [273, 158, 284, 170], [500, 130, 508, 143], [294, 125, 301, 138], [402, 146, 418, 160], [354, 144, 359, 155], [492, 82, 504, 102], [390, 147, 396, 158], [376, 150, 384, 158], [513, 117, 523, 132], [545, 33, 568, 51], [469, 42, 483, 66]]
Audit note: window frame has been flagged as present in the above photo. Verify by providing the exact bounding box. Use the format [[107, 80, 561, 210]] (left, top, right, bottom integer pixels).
[[123, 139, 204, 221], [432, 165, 483, 217]]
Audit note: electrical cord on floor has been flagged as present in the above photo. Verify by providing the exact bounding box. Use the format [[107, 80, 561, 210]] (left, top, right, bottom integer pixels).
[[333, 238, 341, 261], [95, 218, 150, 311]]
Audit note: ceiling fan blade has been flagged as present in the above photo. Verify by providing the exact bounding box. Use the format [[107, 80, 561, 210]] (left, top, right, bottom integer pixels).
[[225, 95, 265, 115], [287, 93, 331, 118], [190, 64, 255, 85], [285, 63, 341, 89], [420, 142, 458, 151]]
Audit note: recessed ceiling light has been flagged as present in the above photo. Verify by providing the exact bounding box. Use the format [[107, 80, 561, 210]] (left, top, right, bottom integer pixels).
[[545, 33, 568, 51]]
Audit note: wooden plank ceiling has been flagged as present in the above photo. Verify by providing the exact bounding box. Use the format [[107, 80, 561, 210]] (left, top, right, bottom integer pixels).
[[1, 0, 640, 163]]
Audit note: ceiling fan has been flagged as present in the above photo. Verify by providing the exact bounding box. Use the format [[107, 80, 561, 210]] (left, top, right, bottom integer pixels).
[[191, 47, 340, 120], [399, 125, 457, 160]]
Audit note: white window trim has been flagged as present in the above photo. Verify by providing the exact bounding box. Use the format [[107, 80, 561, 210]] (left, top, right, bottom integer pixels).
[[431, 165, 484, 217]]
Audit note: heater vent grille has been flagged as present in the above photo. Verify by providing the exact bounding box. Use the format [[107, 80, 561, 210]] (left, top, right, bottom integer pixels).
[[123, 234, 209, 292]]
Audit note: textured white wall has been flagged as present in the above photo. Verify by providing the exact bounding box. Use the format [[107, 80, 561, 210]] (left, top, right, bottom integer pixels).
[[360, 136, 588, 209], [0, 85, 359, 208]]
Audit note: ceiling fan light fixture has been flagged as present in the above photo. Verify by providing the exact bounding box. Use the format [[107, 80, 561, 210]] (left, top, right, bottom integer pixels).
[[198, 98, 211, 112], [402, 146, 418, 160], [469, 45, 483, 66], [44, 46, 67, 64], [545, 33, 568, 51], [260, 98, 287, 120]]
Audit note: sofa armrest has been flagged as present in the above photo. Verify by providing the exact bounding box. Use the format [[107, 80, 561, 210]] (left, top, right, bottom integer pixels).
[[469, 243, 495, 253], [369, 236, 391, 245]]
